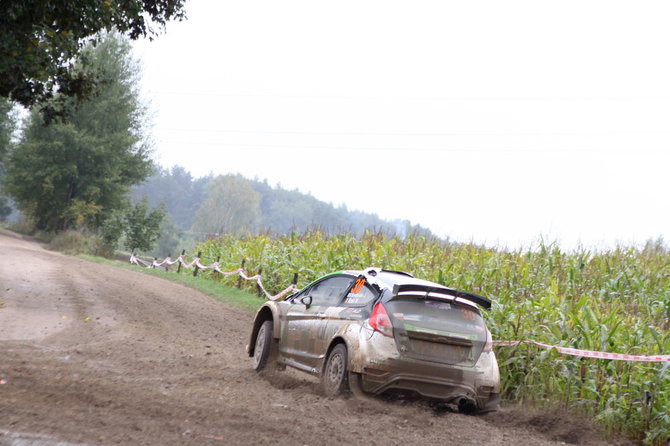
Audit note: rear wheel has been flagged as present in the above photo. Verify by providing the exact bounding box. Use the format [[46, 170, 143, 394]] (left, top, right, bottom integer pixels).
[[252, 320, 275, 371], [321, 344, 349, 397]]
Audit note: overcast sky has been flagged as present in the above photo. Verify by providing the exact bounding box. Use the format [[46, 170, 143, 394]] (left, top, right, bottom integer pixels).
[[133, 0, 670, 251]]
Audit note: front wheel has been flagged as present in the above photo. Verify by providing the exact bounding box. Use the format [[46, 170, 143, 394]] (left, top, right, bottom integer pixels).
[[321, 344, 349, 397], [252, 320, 275, 371]]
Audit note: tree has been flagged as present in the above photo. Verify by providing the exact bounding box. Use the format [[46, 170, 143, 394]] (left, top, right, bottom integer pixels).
[[0, 0, 185, 120], [151, 217, 182, 257], [124, 198, 165, 252], [131, 165, 211, 230], [5, 33, 152, 231], [0, 99, 15, 161], [0, 99, 16, 221], [191, 175, 261, 236]]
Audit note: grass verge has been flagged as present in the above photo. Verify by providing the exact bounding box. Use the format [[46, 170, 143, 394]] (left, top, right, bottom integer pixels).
[[76, 254, 266, 313]]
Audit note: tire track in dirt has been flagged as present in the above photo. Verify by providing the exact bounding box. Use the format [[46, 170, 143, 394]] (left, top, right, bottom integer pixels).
[[0, 230, 613, 446]]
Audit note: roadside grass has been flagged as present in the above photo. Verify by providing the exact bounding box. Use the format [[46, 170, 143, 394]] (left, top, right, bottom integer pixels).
[[76, 254, 265, 313]]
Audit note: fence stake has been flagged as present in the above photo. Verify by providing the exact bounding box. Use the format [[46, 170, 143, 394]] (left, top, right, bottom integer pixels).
[[177, 249, 185, 273], [257, 267, 263, 297], [152, 257, 157, 269], [165, 253, 171, 271], [193, 251, 202, 277], [292, 273, 298, 286], [237, 259, 246, 289]]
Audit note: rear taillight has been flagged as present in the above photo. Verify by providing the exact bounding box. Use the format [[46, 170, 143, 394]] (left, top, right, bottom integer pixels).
[[369, 302, 393, 337], [483, 329, 493, 353]]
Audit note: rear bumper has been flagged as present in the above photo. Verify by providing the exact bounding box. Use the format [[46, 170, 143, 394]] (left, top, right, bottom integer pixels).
[[350, 330, 500, 410], [360, 358, 480, 402]]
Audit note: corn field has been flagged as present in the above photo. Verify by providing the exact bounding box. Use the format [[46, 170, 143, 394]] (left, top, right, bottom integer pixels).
[[192, 231, 669, 445]]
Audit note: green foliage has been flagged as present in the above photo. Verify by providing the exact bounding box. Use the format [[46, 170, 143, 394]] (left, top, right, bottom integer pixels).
[[5, 33, 152, 231], [0, 98, 15, 161], [100, 211, 125, 247], [48, 229, 111, 257], [192, 232, 669, 445], [0, 197, 10, 222], [191, 174, 261, 236], [0, 99, 16, 221], [252, 179, 431, 237], [0, 0, 185, 120], [124, 198, 165, 252], [131, 165, 211, 230], [133, 169, 434, 237], [151, 216, 182, 257]]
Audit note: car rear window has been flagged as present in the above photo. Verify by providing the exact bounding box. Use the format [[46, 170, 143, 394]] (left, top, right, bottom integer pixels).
[[386, 298, 488, 365], [386, 298, 487, 341]]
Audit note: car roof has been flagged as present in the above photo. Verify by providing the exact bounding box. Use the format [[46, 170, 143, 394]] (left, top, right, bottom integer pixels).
[[340, 267, 442, 291], [337, 267, 492, 310]]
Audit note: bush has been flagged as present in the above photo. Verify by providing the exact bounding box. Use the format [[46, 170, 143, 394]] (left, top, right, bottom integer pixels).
[[48, 230, 114, 257]]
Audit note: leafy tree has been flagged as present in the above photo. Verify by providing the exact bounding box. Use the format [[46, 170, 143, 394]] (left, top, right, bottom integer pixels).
[[0, 99, 16, 221], [124, 198, 165, 252], [151, 217, 182, 257], [131, 165, 210, 230], [5, 33, 152, 231], [0, 197, 10, 222], [0, 0, 185, 120], [100, 210, 126, 247], [0, 99, 15, 161], [191, 175, 261, 236]]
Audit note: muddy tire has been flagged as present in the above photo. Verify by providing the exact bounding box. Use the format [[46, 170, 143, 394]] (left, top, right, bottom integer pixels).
[[321, 344, 349, 397], [252, 320, 275, 372]]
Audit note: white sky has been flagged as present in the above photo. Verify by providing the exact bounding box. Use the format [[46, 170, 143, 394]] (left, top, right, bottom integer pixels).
[[133, 0, 670, 251]]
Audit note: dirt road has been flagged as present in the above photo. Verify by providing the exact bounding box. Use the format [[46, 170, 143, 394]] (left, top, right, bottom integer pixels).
[[0, 230, 614, 445]]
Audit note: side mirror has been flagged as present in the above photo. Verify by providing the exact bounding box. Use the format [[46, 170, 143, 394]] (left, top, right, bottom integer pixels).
[[300, 295, 312, 309]]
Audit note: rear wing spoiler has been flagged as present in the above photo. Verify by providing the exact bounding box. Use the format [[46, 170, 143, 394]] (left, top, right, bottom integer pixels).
[[391, 284, 492, 310]]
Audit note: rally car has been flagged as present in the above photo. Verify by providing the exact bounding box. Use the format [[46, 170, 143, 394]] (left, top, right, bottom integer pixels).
[[247, 267, 500, 413]]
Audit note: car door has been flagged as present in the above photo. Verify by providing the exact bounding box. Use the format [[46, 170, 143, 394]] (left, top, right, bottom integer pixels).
[[281, 275, 355, 372]]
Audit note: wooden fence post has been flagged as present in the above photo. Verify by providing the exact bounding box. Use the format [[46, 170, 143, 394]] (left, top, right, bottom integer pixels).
[[292, 273, 298, 286], [177, 249, 185, 274], [256, 267, 263, 297], [152, 257, 157, 269], [193, 251, 202, 277], [237, 258, 246, 289]]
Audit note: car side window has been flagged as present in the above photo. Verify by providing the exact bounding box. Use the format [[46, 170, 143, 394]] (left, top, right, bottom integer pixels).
[[308, 276, 354, 307], [341, 279, 378, 307]]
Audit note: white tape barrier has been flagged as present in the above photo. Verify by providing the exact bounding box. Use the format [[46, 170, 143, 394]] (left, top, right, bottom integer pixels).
[[494, 340, 670, 363], [129, 253, 298, 301]]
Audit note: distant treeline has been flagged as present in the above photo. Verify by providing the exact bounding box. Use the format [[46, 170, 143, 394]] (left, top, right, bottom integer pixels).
[[131, 165, 435, 245]]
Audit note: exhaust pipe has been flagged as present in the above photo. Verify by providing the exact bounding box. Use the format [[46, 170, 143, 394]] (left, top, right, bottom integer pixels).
[[456, 396, 477, 414]]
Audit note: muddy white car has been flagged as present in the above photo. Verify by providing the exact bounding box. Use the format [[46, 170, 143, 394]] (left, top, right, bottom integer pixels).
[[247, 267, 500, 413]]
